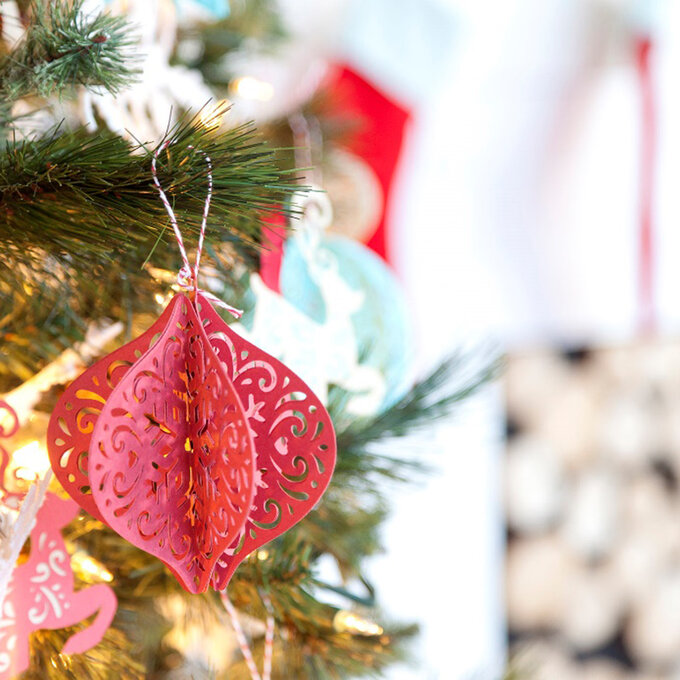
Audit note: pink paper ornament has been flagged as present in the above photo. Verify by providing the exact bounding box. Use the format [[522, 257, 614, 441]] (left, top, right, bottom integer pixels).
[[47, 142, 337, 593], [89, 294, 256, 593], [46, 299, 178, 523], [0, 492, 117, 678], [0, 402, 116, 676]]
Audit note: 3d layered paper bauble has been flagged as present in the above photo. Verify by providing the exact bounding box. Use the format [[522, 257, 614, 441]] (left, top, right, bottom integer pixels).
[[47, 293, 336, 593]]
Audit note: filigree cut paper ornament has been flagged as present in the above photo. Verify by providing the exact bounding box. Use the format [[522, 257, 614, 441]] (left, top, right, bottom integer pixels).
[[0, 492, 117, 679], [47, 144, 336, 593], [0, 402, 116, 679], [89, 294, 257, 593]]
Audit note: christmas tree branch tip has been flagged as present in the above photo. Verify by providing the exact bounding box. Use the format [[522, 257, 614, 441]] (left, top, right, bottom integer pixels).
[[0, 0, 139, 108], [0, 107, 305, 269]]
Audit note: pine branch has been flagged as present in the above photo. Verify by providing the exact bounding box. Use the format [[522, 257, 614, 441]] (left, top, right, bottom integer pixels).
[[25, 626, 145, 680], [225, 577, 416, 680], [332, 353, 499, 485], [0, 109, 300, 389], [300, 495, 388, 574], [0, 107, 301, 268], [0, 0, 138, 107]]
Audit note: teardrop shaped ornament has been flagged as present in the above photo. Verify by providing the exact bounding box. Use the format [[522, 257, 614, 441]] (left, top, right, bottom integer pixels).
[[88, 295, 256, 593]]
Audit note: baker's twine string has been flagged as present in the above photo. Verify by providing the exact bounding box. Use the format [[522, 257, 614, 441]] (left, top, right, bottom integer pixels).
[[151, 140, 242, 318], [221, 590, 275, 680]]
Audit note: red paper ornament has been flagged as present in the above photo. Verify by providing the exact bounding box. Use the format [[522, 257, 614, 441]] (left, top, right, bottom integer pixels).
[[89, 295, 256, 593], [47, 293, 337, 592], [196, 293, 336, 588], [47, 143, 337, 592]]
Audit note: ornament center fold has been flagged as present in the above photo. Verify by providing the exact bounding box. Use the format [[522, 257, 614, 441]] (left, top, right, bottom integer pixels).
[[88, 296, 256, 594]]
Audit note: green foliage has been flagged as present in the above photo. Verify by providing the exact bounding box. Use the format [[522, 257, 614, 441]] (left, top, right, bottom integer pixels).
[[0, 0, 138, 111], [333, 353, 499, 485], [0, 107, 299, 268], [0, 109, 301, 390], [24, 626, 144, 680]]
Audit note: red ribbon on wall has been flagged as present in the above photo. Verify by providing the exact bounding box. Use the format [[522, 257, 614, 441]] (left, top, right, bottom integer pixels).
[[635, 35, 656, 334]]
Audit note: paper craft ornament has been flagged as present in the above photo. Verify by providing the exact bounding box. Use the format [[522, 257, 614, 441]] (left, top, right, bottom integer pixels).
[[246, 189, 412, 416], [281, 232, 413, 411], [47, 145, 336, 593], [88, 293, 257, 594], [0, 403, 116, 678], [0, 492, 117, 679], [237, 270, 381, 415], [81, 0, 215, 141]]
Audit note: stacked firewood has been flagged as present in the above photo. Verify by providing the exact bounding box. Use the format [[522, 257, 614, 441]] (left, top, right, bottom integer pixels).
[[505, 343, 680, 680]]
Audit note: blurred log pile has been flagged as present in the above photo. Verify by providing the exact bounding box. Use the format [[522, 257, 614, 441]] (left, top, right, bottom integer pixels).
[[505, 343, 680, 680]]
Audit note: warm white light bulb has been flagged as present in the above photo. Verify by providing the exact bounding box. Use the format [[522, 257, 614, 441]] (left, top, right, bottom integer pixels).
[[230, 76, 275, 102], [71, 550, 114, 583], [13, 441, 50, 480], [333, 610, 384, 636], [199, 99, 231, 130]]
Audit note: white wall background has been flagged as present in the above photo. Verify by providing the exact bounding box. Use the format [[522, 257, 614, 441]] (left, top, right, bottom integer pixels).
[[329, 0, 680, 677], [273, 0, 680, 674]]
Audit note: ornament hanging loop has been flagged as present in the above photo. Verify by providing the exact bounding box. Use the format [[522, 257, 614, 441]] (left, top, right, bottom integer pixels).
[[151, 140, 242, 318], [151, 141, 212, 297]]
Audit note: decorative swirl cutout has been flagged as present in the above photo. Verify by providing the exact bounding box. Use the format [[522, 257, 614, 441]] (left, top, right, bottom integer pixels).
[[197, 292, 336, 590], [88, 296, 256, 594], [48, 297, 181, 520], [0, 400, 21, 504], [47, 292, 336, 591], [0, 491, 118, 678]]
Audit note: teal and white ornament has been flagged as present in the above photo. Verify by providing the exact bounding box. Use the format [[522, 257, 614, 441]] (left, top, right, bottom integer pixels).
[[281, 233, 413, 412], [235, 190, 412, 417]]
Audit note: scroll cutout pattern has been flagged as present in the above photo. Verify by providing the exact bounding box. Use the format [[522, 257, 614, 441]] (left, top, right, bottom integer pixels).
[[47, 293, 336, 591], [197, 293, 337, 589], [0, 493, 117, 679], [88, 296, 256, 594], [1, 402, 116, 677], [0, 401, 20, 506], [47, 297, 180, 521]]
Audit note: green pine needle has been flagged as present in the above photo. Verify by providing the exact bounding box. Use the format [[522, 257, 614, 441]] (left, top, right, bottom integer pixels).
[[0, 0, 139, 106], [332, 353, 500, 484], [0, 106, 302, 269]]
